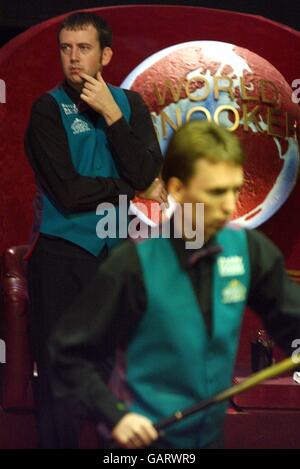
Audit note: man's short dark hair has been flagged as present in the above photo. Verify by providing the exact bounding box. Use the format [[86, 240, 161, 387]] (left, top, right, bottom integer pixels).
[[58, 12, 112, 49], [162, 120, 245, 184]]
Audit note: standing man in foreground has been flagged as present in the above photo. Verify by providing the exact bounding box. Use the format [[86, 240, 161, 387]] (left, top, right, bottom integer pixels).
[[49, 120, 300, 448], [25, 12, 164, 448]]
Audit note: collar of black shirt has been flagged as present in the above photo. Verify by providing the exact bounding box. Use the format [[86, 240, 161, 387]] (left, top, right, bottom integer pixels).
[[62, 80, 91, 113], [170, 231, 223, 270]]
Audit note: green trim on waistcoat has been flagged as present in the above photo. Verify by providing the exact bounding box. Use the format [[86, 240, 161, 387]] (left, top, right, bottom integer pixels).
[[127, 227, 250, 448], [40, 84, 131, 255]]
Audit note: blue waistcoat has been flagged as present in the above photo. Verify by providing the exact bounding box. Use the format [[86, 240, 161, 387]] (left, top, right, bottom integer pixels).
[[125, 227, 250, 448], [39, 84, 131, 255]]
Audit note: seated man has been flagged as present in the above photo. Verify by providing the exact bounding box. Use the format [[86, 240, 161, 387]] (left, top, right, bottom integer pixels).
[[48, 120, 300, 449]]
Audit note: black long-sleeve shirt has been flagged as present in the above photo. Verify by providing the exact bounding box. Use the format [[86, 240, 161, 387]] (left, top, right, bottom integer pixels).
[[25, 81, 163, 213], [48, 228, 300, 429]]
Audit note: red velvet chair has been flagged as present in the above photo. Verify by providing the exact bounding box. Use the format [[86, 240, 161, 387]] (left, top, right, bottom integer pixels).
[[2, 245, 34, 411], [0, 245, 37, 448], [0, 245, 98, 448]]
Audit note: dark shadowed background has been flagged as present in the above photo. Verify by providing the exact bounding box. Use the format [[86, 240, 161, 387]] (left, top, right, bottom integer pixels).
[[1, 0, 299, 46]]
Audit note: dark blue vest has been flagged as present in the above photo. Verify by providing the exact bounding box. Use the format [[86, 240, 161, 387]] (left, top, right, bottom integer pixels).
[[40, 84, 131, 255], [126, 227, 250, 448]]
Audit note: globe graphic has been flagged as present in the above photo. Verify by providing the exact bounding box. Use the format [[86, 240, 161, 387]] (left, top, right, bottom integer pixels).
[[122, 41, 300, 228]]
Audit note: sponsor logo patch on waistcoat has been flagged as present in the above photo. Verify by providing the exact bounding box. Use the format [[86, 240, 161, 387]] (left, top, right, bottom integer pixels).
[[62, 103, 79, 115], [71, 118, 91, 135], [217, 256, 245, 277], [222, 279, 247, 304]]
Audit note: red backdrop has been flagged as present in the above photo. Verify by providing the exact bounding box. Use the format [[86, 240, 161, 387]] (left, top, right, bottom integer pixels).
[[0, 5, 299, 364], [1, 5, 299, 256]]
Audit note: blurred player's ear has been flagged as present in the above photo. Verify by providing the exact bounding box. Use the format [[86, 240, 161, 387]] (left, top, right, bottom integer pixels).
[[167, 177, 186, 204]]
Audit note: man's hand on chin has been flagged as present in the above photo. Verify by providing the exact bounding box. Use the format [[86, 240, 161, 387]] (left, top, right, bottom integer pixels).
[[79, 71, 123, 125]]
